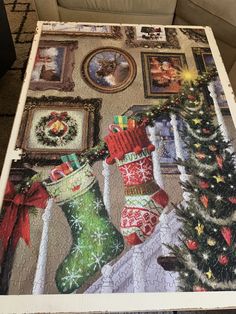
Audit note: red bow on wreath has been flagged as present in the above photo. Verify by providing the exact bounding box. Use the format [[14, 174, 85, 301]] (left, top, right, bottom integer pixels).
[[47, 111, 68, 127], [0, 180, 49, 253]]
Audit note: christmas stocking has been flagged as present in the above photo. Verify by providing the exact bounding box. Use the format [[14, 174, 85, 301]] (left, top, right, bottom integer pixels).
[[104, 125, 169, 245], [44, 163, 124, 293]]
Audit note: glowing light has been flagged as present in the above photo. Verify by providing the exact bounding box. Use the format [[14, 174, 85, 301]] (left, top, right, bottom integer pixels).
[[178, 67, 198, 83]]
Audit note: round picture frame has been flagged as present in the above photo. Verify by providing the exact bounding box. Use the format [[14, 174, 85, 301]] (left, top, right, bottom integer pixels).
[[81, 47, 137, 93]]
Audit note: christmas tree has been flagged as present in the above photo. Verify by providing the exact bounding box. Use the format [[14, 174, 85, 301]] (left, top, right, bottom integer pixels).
[[170, 81, 236, 292]]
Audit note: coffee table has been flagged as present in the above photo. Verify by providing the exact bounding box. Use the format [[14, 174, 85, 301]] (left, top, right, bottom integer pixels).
[[0, 21, 236, 313]]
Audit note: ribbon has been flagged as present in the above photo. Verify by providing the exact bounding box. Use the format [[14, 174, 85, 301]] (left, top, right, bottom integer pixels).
[[47, 111, 68, 127], [0, 180, 49, 253]]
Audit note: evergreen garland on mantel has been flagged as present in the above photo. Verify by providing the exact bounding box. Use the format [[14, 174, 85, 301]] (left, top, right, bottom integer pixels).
[[79, 68, 217, 165]]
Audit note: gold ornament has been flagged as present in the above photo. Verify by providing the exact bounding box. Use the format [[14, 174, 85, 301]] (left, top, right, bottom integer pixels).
[[205, 268, 214, 279], [194, 143, 201, 149], [207, 237, 216, 246], [192, 118, 202, 125], [213, 175, 225, 183], [195, 221, 204, 236]]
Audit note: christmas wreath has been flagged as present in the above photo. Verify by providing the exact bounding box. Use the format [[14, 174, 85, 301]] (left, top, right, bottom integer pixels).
[[35, 111, 78, 147]]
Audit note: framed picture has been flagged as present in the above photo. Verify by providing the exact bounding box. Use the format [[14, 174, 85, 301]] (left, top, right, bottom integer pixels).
[[42, 22, 122, 39], [29, 40, 78, 92], [180, 28, 208, 43], [125, 26, 180, 49], [141, 52, 187, 98], [81, 47, 137, 93], [192, 47, 229, 114], [16, 96, 102, 163]]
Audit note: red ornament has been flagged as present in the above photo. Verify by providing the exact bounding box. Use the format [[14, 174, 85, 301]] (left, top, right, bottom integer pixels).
[[216, 155, 223, 169], [221, 227, 232, 246], [200, 195, 209, 208], [228, 197, 236, 204], [218, 255, 229, 265], [202, 128, 210, 134], [186, 239, 199, 250], [193, 286, 207, 292], [199, 181, 209, 189], [187, 95, 195, 101], [195, 152, 206, 160]]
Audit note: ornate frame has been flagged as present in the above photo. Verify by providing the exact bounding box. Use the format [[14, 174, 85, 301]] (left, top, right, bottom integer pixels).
[[42, 23, 122, 39], [125, 27, 180, 49], [81, 47, 137, 93], [192, 47, 229, 114], [16, 96, 102, 164], [180, 28, 208, 44], [141, 52, 187, 98], [29, 40, 78, 92]]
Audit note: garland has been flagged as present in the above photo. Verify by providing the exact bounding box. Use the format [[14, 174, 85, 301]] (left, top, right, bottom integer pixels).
[[77, 68, 217, 165]]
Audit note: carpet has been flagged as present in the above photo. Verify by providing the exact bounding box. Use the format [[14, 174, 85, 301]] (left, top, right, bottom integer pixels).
[[0, 0, 37, 172]]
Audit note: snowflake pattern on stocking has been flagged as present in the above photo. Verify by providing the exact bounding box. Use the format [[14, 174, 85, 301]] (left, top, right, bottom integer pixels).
[[119, 163, 136, 185], [119, 156, 153, 186], [90, 197, 104, 214], [136, 157, 153, 183], [91, 228, 109, 245], [88, 252, 107, 270], [69, 214, 82, 230], [61, 266, 83, 290], [111, 238, 125, 254]]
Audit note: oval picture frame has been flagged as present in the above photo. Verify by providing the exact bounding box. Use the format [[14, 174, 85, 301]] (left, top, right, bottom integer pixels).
[[81, 47, 137, 93]]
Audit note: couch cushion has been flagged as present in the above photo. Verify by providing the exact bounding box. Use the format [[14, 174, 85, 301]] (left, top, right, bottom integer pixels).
[[174, 0, 236, 47], [58, 0, 177, 15], [191, 0, 236, 27]]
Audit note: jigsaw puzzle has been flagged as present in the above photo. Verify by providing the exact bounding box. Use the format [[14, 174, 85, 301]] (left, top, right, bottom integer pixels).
[[0, 21, 236, 313]]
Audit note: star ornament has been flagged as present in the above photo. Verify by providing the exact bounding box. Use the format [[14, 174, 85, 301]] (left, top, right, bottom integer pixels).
[[213, 175, 225, 183], [195, 222, 204, 236], [205, 268, 214, 279], [178, 67, 198, 83], [192, 118, 202, 125], [194, 143, 201, 149]]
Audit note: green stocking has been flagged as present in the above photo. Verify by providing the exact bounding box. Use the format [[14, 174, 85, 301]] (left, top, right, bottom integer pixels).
[[45, 163, 124, 293]]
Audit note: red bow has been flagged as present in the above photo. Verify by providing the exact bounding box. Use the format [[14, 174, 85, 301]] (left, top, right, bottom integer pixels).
[[0, 181, 49, 253], [47, 111, 68, 127]]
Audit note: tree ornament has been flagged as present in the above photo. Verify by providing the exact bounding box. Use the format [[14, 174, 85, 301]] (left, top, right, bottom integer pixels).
[[200, 195, 208, 208], [195, 152, 206, 160], [218, 255, 229, 265], [195, 222, 204, 236], [187, 95, 196, 101], [221, 227, 232, 246], [209, 144, 217, 152], [186, 239, 199, 250], [45, 163, 124, 293], [228, 197, 236, 204], [192, 118, 202, 125], [207, 237, 216, 246], [199, 181, 209, 189], [194, 143, 201, 149], [213, 175, 225, 183], [193, 286, 207, 292], [205, 268, 214, 279], [202, 128, 210, 134], [216, 155, 223, 169]]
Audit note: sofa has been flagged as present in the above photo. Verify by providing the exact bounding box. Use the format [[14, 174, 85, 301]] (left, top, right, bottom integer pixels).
[[33, 0, 236, 94]]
